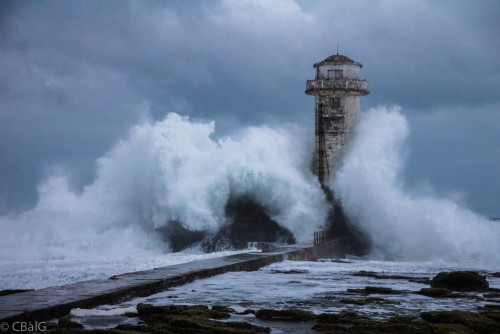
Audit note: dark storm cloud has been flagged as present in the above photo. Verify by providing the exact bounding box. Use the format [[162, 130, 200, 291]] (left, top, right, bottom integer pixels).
[[405, 105, 499, 216], [0, 0, 498, 215], [305, 0, 500, 108]]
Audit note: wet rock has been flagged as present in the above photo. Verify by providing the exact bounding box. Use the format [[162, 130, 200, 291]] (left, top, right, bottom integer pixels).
[[137, 303, 231, 320], [315, 312, 431, 333], [361, 323, 432, 334], [136, 302, 159, 315], [311, 323, 350, 332], [431, 271, 489, 292], [484, 292, 500, 299], [133, 303, 271, 333], [317, 311, 370, 324], [255, 308, 316, 321], [212, 305, 235, 313], [479, 304, 500, 311], [416, 287, 454, 298], [352, 270, 413, 280], [409, 277, 432, 285], [388, 315, 419, 323], [202, 196, 296, 252], [58, 317, 84, 329], [270, 269, 309, 274], [421, 310, 500, 334], [166, 317, 269, 333], [352, 270, 378, 277], [429, 323, 476, 334], [340, 297, 400, 305], [318, 259, 351, 263], [481, 311, 500, 324], [156, 220, 206, 252], [157, 195, 297, 252], [123, 311, 139, 318], [323, 193, 371, 256], [347, 286, 404, 295], [0, 289, 34, 296]]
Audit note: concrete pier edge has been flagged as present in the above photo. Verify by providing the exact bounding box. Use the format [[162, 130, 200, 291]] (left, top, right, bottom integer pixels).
[[0, 245, 324, 323]]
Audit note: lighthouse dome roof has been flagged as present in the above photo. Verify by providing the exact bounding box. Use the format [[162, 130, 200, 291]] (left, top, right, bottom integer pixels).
[[313, 54, 363, 68]]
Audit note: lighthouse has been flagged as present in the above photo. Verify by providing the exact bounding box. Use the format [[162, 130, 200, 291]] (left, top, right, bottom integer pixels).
[[306, 54, 369, 188]]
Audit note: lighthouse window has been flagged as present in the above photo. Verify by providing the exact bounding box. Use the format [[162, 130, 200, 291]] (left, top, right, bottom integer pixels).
[[329, 97, 341, 108], [328, 69, 343, 79]]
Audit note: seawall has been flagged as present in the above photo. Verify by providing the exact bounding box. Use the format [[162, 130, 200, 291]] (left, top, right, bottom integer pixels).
[[0, 245, 326, 323]]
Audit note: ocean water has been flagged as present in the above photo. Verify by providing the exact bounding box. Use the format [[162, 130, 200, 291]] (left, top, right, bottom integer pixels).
[[0, 248, 257, 290], [70, 259, 500, 332], [0, 106, 498, 291]]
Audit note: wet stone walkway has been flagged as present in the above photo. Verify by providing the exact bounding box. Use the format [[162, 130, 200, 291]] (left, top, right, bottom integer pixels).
[[0, 245, 315, 323]]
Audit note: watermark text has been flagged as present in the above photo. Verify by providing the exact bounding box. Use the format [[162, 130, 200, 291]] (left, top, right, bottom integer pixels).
[[1, 321, 46, 332]]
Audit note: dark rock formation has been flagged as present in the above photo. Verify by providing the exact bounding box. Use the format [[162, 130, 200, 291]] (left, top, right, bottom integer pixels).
[[416, 287, 455, 298], [39, 303, 500, 334], [132, 303, 270, 333], [340, 297, 400, 305], [156, 220, 206, 252], [431, 271, 489, 292], [352, 270, 414, 280], [270, 268, 309, 274], [347, 286, 405, 295], [156, 195, 296, 252], [201, 195, 296, 252], [421, 310, 500, 334], [57, 317, 84, 329], [255, 308, 316, 321], [323, 188, 370, 256], [156, 186, 370, 256], [314, 311, 431, 333], [484, 292, 500, 299], [0, 289, 34, 296]]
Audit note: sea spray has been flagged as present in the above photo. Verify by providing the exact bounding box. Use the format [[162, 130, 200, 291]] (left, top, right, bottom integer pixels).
[[333, 105, 500, 264], [1, 108, 498, 264], [0, 113, 327, 260]]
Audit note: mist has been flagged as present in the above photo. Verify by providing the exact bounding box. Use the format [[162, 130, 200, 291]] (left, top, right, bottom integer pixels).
[[0, 113, 327, 260], [1, 106, 498, 265], [334, 106, 500, 263]]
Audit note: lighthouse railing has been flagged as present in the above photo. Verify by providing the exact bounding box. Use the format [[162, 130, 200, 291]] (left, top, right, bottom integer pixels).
[[305, 79, 369, 94]]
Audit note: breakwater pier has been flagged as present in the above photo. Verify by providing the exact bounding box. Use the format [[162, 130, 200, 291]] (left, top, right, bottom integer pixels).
[[0, 245, 325, 323]]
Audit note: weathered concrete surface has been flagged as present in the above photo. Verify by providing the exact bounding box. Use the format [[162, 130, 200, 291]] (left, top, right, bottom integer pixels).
[[0, 245, 317, 323], [305, 53, 369, 187]]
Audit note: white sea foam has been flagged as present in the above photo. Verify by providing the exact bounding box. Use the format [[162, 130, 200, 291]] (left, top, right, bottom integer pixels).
[[70, 306, 138, 317], [0, 113, 326, 261], [1, 107, 498, 270], [92, 259, 499, 327], [0, 249, 258, 290], [333, 106, 500, 263]]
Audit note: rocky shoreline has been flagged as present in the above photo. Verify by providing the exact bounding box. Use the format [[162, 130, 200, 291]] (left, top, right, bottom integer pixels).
[[38, 302, 500, 333], [27, 271, 500, 333]]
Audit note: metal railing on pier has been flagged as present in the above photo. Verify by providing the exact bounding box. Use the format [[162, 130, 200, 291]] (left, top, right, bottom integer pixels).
[[314, 230, 327, 245], [305, 79, 369, 95]]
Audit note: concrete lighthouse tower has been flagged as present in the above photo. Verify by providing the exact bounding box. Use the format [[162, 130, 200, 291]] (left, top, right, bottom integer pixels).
[[306, 54, 369, 188]]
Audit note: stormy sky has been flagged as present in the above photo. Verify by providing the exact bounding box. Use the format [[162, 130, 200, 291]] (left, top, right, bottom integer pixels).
[[0, 0, 498, 217]]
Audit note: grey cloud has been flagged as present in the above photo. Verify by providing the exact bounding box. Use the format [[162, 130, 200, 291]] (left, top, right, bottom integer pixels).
[[405, 104, 500, 217], [0, 0, 498, 216]]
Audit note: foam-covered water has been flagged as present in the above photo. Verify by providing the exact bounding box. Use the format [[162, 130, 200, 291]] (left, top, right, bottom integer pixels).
[[0, 248, 258, 290], [0, 106, 499, 289], [334, 106, 500, 263], [71, 259, 500, 331], [0, 113, 326, 261]]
